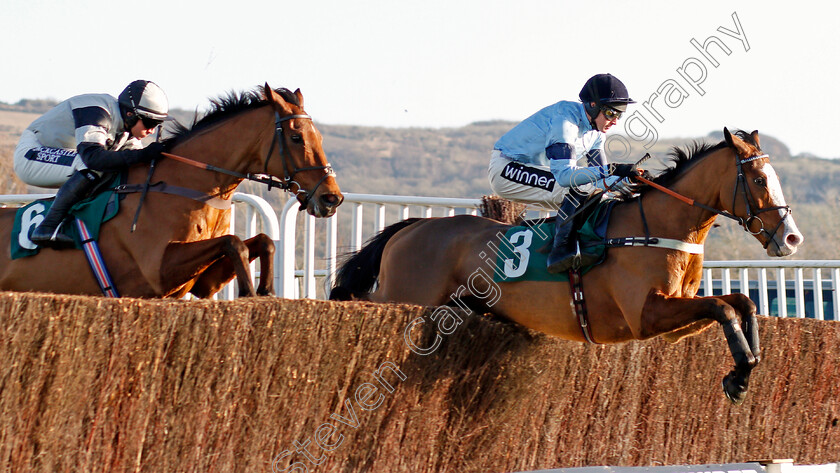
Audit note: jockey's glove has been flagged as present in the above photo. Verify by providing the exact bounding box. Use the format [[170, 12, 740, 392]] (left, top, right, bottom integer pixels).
[[610, 177, 639, 200], [610, 163, 638, 178], [140, 142, 166, 161]]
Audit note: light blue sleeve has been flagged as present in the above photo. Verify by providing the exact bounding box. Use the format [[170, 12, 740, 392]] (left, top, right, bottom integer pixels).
[[603, 175, 622, 187], [547, 121, 610, 189]]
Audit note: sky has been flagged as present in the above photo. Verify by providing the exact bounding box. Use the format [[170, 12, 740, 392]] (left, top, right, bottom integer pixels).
[[2, 0, 839, 158]]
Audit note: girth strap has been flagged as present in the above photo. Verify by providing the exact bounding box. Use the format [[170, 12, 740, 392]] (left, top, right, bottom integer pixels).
[[114, 182, 232, 210], [568, 268, 598, 344], [75, 219, 119, 298]]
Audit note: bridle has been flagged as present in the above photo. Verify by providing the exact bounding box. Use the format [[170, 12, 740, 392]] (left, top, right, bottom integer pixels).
[[262, 111, 338, 210], [730, 154, 791, 248], [635, 151, 792, 249], [160, 109, 338, 211]]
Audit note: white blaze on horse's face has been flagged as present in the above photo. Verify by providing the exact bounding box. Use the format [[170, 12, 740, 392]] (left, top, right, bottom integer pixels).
[[760, 162, 803, 256]]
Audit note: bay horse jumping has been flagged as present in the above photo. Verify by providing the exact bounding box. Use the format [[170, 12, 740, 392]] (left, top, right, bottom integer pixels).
[[331, 129, 803, 403], [0, 84, 342, 298]]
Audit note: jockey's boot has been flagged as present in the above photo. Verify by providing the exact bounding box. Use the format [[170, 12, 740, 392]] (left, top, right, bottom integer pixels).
[[30, 169, 100, 248], [546, 194, 589, 274]]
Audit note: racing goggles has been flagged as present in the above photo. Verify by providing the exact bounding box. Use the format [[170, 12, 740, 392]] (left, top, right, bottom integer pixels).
[[140, 115, 164, 129], [601, 106, 623, 121]]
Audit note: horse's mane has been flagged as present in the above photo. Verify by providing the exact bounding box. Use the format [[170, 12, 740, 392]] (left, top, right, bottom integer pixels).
[[162, 87, 300, 146], [640, 129, 759, 193]]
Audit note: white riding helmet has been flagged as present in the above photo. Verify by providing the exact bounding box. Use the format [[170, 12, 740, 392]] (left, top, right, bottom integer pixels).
[[118, 80, 169, 123]]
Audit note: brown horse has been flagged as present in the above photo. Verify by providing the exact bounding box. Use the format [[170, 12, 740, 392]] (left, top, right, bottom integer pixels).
[[0, 84, 342, 298], [331, 129, 803, 403]]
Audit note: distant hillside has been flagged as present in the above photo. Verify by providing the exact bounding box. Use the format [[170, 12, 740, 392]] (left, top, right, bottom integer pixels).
[[316, 121, 820, 199], [0, 98, 59, 114], [1, 107, 837, 260]]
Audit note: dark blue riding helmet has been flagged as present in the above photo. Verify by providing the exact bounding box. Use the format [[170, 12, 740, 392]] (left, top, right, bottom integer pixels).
[[579, 74, 635, 119]]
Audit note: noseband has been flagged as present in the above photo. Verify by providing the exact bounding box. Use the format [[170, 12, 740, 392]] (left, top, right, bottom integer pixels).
[[263, 112, 338, 211]]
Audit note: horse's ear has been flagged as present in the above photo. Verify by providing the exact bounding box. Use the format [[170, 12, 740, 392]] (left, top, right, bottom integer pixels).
[[264, 82, 294, 114], [723, 127, 733, 147], [263, 82, 275, 101], [751, 130, 761, 149], [294, 88, 304, 109], [723, 127, 751, 157]]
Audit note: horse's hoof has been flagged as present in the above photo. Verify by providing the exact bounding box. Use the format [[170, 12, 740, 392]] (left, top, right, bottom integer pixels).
[[722, 372, 748, 405]]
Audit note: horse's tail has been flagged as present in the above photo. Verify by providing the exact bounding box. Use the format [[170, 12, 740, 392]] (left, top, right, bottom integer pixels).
[[329, 218, 423, 301]]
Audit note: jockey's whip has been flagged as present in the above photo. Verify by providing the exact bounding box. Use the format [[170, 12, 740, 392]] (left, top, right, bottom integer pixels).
[[634, 152, 654, 170]]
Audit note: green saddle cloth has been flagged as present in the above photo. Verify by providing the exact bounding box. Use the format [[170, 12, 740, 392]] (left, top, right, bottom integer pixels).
[[492, 200, 613, 283], [11, 176, 121, 259]]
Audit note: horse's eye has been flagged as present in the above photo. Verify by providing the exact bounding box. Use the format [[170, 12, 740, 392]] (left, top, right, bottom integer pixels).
[[290, 134, 303, 144], [754, 176, 766, 187]]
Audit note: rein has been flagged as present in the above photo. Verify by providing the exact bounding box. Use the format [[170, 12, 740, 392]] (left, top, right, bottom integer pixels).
[[160, 151, 284, 187], [158, 111, 336, 211], [634, 153, 791, 248]]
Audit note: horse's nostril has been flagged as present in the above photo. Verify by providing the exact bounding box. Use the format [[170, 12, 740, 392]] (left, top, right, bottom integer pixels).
[[786, 233, 803, 247], [321, 194, 341, 207]]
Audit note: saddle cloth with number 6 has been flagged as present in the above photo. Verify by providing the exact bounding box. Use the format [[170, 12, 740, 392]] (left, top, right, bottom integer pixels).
[[492, 201, 614, 283], [11, 181, 121, 260]]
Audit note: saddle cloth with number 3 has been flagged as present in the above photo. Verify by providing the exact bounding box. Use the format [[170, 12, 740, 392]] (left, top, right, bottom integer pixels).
[[491, 201, 614, 283]]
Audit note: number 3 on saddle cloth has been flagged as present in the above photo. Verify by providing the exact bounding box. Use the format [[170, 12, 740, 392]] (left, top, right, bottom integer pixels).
[[11, 174, 123, 296], [491, 200, 615, 283]]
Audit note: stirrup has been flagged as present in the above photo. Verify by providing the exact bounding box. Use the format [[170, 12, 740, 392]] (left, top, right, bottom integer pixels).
[[546, 241, 578, 274], [570, 241, 583, 269], [547, 240, 598, 274], [31, 221, 75, 248]]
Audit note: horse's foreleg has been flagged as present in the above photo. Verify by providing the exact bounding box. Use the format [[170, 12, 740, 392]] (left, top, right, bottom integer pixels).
[[188, 234, 275, 298], [160, 235, 256, 298], [640, 290, 757, 404], [714, 292, 761, 403], [717, 292, 760, 363]]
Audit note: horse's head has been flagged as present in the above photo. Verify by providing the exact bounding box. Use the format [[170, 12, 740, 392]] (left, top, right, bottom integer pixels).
[[262, 84, 343, 217], [722, 128, 803, 256]]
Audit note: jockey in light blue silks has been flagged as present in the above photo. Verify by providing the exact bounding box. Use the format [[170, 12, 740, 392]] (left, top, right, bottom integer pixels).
[[14, 80, 169, 247], [489, 73, 639, 273]]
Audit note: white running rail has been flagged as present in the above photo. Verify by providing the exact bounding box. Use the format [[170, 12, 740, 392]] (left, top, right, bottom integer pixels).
[[2, 192, 838, 320], [278, 193, 484, 299]]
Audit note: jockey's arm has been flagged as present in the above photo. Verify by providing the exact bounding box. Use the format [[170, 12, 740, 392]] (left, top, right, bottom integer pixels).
[[547, 142, 619, 189], [77, 142, 162, 172], [72, 106, 161, 172]]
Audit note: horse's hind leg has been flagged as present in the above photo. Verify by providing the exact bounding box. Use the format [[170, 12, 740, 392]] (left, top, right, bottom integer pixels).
[[188, 234, 275, 297], [640, 291, 758, 404]]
